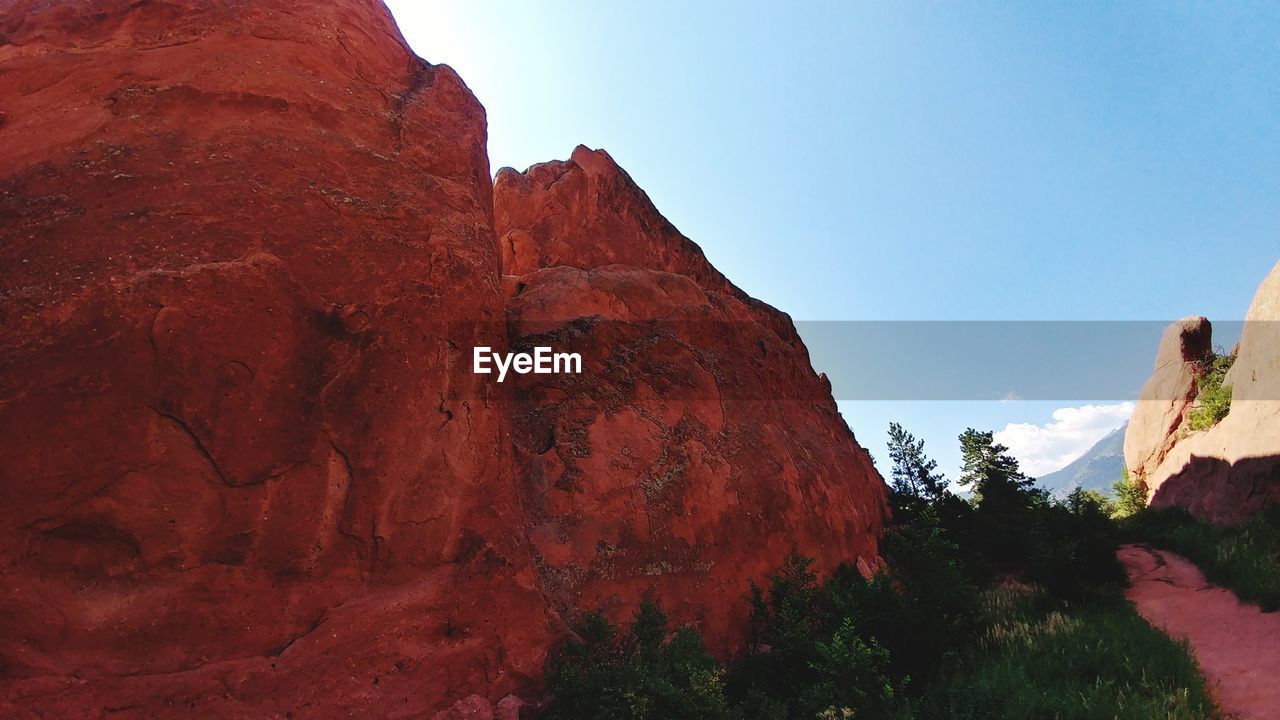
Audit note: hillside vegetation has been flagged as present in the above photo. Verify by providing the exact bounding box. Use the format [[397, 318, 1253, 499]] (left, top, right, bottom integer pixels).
[[541, 426, 1221, 719], [1125, 506, 1280, 612]]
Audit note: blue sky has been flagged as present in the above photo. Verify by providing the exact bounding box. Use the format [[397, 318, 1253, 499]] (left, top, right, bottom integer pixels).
[[386, 1, 1279, 480]]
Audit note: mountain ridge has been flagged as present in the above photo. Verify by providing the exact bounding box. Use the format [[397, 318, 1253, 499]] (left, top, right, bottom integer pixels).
[[1037, 422, 1128, 497]]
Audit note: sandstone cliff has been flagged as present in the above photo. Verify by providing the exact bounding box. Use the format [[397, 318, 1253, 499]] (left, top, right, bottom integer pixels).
[[1125, 261, 1280, 523], [499, 147, 888, 654], [0, 0, 562, 716], [0, 1, 887, 716], [1124, 317, 1214, 483]]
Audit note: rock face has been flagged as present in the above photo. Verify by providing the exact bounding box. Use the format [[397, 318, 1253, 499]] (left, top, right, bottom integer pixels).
[[0, 0, 555, 715], [497, 147, 741, 299], [1125, 262, 1280, 523], [1123, 317, 1213, 483], [498, 148, 888, 653], [0, 1, 888, 716]]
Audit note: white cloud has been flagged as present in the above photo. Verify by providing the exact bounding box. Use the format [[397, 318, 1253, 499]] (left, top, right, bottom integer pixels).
[[994, 402, 1134, 477]]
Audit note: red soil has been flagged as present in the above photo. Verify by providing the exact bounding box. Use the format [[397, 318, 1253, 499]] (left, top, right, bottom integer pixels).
[[1119, 544, 1280, 720]]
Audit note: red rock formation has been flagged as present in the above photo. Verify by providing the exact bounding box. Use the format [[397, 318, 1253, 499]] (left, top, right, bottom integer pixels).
[[497, 147, 739, 298], [498, 147, 888, 653], [1126, 261, 1280, 523], [1123, 316, 1213, 482], [0, 1, 887, 716], [0, 0, 555, 715]]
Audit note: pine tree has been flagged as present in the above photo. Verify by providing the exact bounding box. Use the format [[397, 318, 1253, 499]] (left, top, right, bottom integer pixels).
[[957, 429, 1034, 506], [887, 422, 947, 503]]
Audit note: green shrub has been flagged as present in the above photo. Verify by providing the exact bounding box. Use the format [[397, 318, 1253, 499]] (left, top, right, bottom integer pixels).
[[873, 510, 985, 684], [1111, 468, 1148, 519], [1069, 487, 1116, 517], [725, 514, 985, 719], [1024, 488, 1126, 601], [728, 553, 898, 720], [544, 603, 731, 720], [1187, 352, 1235, 431]]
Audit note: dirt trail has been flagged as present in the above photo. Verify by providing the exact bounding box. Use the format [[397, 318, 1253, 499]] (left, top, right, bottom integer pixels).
[[1118, 544, 1280, 720]]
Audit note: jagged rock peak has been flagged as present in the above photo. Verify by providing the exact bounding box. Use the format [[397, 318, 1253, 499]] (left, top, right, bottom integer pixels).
[[494, 145, 737, 294], [1123, 316, 1213, 483]]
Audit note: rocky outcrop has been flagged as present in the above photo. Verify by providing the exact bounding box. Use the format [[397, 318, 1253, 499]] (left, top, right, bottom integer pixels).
[[0, 0, 555, 715], [496, 147, 737, 297], [499, 148, 888, 654], [0, 1, 887, 716], [1125, 262, 1280, 523], [1123, 317, 1213, 483]]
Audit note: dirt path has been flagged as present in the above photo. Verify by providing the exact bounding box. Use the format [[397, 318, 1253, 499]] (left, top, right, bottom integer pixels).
[[1118, 544, 1280, 720]]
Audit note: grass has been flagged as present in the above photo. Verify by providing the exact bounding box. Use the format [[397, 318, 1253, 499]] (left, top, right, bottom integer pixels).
[[907, 585, 1220, 720], [1125, 506, 1280, 612]]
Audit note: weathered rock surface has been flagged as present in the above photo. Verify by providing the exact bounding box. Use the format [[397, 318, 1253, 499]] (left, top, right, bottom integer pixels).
[[0, 0, 555, 715], [498, 148, 888, 653], [497, 147, 736, 297], [1125, 262, 1280, 522], [0, 1, 887, 716], [1123, 316, 1213, 484]]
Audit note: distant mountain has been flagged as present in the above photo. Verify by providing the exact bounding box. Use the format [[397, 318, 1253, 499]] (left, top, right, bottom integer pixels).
[[1037, 422, 1128, 498]]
